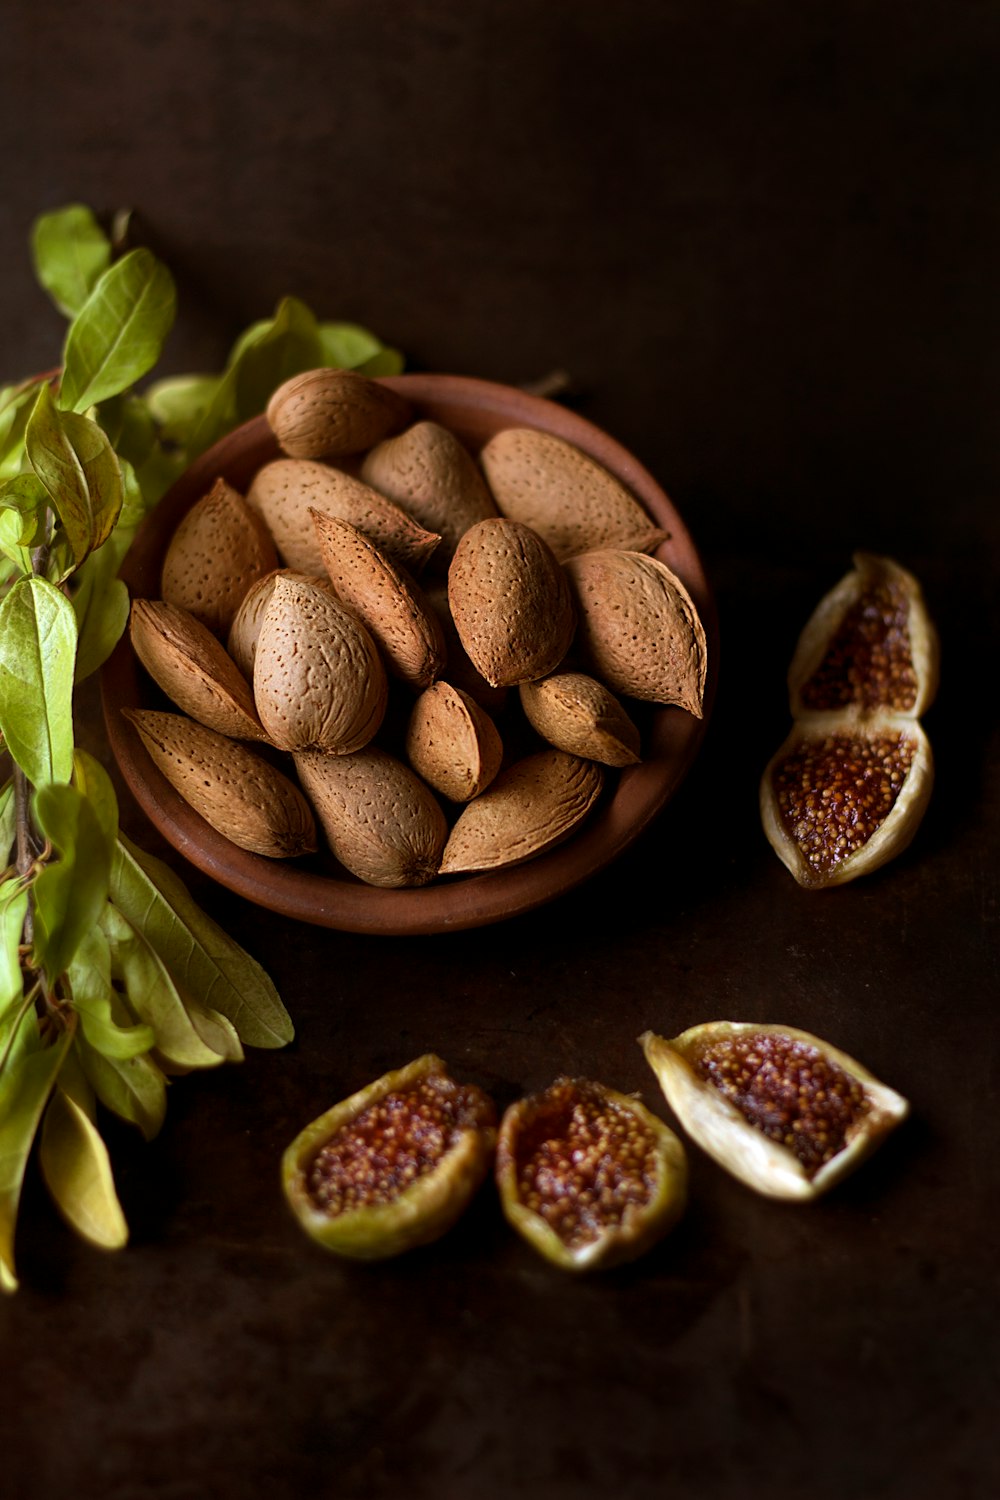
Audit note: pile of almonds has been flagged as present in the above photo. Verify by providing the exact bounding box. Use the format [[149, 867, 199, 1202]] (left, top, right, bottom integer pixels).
[[125, 368, 708, 888]]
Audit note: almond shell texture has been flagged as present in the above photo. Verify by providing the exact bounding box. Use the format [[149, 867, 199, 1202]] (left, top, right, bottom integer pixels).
[[160, 477, 278, 635], [226, 568, 329, 682], [405, 681, 504, 803], [564, 549, 707, 714], [519, 671, 641, 767], [246, 457, 440, 576], [129, 598, 266, 742], [440, 749, 604, 875], [480, 427, 669, 560], [447, 518, 575, 689], [266, 367, 411, 459], [361, 420, 498, 563], [311, 512, 446, 690], [253, 574, 388, 753], [123, 709, 317, 859], [294, 746, 448, 888]]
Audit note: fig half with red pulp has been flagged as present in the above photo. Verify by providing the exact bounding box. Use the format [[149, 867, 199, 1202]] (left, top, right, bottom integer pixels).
[[762, 553, 937, 887]]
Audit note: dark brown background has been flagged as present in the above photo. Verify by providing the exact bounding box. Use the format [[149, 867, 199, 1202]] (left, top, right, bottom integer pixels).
[[2, 4, 998, 1498]]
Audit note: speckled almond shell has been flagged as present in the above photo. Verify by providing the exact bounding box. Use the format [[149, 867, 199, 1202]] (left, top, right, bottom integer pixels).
[[253, 575, 387, 753], [405, 681, 504, 803], [294, 747, 448, 888], [787, 552, 940, 722], [447, 518, 575, 689], [564, 549, 707, 715], [311, 511, 446, 690], [265, 367, 412, 459], [480, 427, 669, 561], [360, 420, 498, 563], [226, 568, 329, 682], [759, 711, 934, 889], [122, 709, 317, 859], [160, 477, 278, 635], [422, 583, 508, 713], [246, 457, 440, 576], [519, 671, 641, 768], [129, 599, 266, 742], [440, 749, 603, 875], [640, 1024, 910, 1202]]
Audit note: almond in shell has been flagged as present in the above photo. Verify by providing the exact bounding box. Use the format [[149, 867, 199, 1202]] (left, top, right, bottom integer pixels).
[[361, 420, 498, 564], [266, 368, 411, 460], [480, 427, 669, 560], [129, 599, 266, 742], [160, 477, 278, 635], [311, 512, 446, 690], [519, 671, 641, 767], [226, 569, 327, 682], [294, 746, 448, 888], [564, 549, 707, 715], [423, 582, 508, 713], [246, 457, 440, 576], [447, 518, 575, 689], [405, 681, 504, 803], [123, 709, 317, 858], [440, 749, 603, 875], [253, 575, 387, 753]]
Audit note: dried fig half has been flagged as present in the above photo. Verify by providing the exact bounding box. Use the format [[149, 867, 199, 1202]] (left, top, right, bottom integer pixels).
[[640, 1023, 909, 1201], [281, 1054, 497, 1260], [788, 552, 939, 720], [760, 712, 933, 888], [495, 1077, 687, 1272]]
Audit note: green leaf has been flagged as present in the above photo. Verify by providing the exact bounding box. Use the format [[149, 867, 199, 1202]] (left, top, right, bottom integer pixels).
[[232, 297, 323, 420], [143, 374, 222, 445], [0, 380, 45, 471], [31, 205, 112, 319], [70, 546, 130, 681], [0, 877, 27, 1016], [111, 835, 293, 1048], [0, 1021, 74, 1291], [354, 347, 406, 377], [32, 782, 114, 981], [39, 1085, 128, 1249], [75, 1034, 166, 1141], [66, 928, 155, 1060], [185, 997, 243, 1064], [59, 248, 177, 413], [318, 321, 385, 369], [26, 382, 124, 566], [71, 749, 119, 844], [0, 576, 77, 786], [0, 785, 16, 872], [101, 902, 225, 1070], [186, 296, 322, 459]]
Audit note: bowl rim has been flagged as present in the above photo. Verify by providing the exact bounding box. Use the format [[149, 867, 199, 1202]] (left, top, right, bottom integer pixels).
[[101, 372, 718, 935]]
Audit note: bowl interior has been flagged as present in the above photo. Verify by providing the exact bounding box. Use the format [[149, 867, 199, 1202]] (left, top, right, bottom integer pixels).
[[101, 373, 718, 935]]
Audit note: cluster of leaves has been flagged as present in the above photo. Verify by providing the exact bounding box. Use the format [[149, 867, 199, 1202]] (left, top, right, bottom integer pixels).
[[0, 204, 401, 1290]]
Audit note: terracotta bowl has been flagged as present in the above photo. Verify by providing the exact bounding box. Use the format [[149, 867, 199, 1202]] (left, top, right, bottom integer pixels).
[[101, 374, 718, 935]]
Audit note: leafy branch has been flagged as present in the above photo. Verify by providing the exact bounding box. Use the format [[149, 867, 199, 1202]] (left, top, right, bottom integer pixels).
[[0, 204, 402, 1290]]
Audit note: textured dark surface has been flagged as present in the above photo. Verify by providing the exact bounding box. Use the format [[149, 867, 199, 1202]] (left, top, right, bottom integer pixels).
[[1, 4, 998, 1498]]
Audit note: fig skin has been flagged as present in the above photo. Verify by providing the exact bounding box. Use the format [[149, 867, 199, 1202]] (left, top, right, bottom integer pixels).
[[640, 1024, 909, 1202], [759, 712, 934, 889], [495, 1076, 687, 1273], [281, 1054, 497, 1260], [788, 551, 940, 722]]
